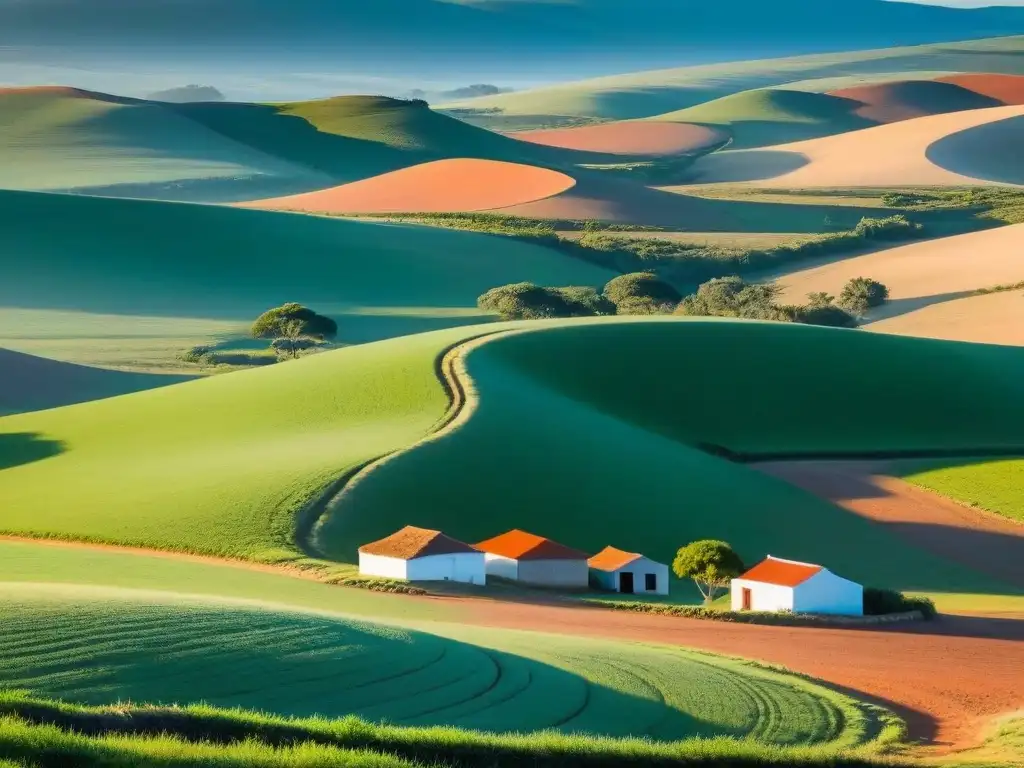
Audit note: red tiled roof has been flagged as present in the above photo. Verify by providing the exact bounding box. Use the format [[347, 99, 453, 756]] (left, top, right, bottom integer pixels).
[[739, 557, 823, 587], [358, 526, 477, 560], [475, 529, 588, 561], [588, 546, 643, 572]]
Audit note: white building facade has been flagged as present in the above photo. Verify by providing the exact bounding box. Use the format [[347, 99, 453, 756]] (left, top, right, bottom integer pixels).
[[731, 556, 863, 616], [588, 547, 670, 596], [476, 530, 590, 588], [358, 526, 486, 585]]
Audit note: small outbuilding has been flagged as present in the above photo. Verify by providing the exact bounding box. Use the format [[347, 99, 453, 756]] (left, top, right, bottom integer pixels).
[[731, 556, 863, 616], [358, 526, 486, 585], [475, 529, 589, 588], [588, 546, 669, 596]]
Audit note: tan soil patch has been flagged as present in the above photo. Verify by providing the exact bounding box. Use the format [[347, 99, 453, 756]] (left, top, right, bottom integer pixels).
[[456, 596, 1023, 752], [512, 121, 726, 157], [867, 289, 1024, 346], [827, 81, 1000, 123], [939, 74, 1024, 105], [241, 158, 576, 214], [774, 223, 1024, 314], [691, 104, 1024, 187], [754, 460, 1024, 591]]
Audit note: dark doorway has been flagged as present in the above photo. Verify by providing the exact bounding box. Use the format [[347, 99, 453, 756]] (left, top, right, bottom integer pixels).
[[645, 573, 657, 592], [742, 588, 752, 611], [619, 572, 634, 594]]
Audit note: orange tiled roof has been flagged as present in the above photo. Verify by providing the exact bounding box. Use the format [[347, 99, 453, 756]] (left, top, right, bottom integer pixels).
[[739, 557, 823, 587], [475, 529, 588, 561], [588, 546, 643, 572], [359, 526, 477, 560]]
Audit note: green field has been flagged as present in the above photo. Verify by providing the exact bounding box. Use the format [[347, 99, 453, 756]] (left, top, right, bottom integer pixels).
[[649, 89, 872, 149], [440, 36, 1024, 126], [320, 319, 1024, 602], [0, 189, 613, 368], [0, 583, 875, 744], [901, 458, 1024, 524]]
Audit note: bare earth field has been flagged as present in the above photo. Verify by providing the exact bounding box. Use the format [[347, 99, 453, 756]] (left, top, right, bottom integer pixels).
[[690, 104, 1024, 186], [511, 121, 727, 157], [867, 290, 1024, 347]]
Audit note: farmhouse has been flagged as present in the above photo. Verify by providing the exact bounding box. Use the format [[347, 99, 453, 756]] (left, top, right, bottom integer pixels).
[[588, 546, 669, 595], [358, 525, 486, 585], [475, 529, 589, 587], [731, 556, 863, 616]]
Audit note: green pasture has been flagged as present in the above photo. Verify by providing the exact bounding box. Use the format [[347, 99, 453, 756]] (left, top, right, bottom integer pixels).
[[439, 36, 1024, 125], [320, 318, 1024, 602], [900, 459, 1024, 524], [649, 89, 872, 149], [0, 582, 888, 746], [0, 90, 327, 200], [0, 189, 612, 367]]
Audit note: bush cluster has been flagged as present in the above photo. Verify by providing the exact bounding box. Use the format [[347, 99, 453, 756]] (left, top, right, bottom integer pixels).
[[863, 588, 937, 618], [478, 272, 675, 320]]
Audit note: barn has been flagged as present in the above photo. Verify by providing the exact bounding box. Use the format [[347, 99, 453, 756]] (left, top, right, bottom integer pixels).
[[730, 556, 863, 616], [475, 529, 589, 588], [358, 525, 486, 585], [588, 546, 669, 596]]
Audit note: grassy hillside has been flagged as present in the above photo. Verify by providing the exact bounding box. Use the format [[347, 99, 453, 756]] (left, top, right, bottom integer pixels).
[[442, 36, 1024, 127], [319, 319, 1024, 600], [0, 189, 613, 366], [649, 89, 873, 149], [0, 88, 327, 200], [0, 348, 189, 415], [901, 459, 1024, 524], [0, 583, 876, 744]]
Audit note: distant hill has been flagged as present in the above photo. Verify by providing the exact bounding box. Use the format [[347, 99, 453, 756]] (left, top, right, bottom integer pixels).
[[6, 0, 1024, 84], [147, 85, 225, 103]]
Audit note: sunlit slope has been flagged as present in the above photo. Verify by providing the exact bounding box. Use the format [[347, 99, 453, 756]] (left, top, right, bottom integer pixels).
[[321, 319, 1024, 598], [0, 329, 467, 560], [0, 189, 614, 354], [0, 348, 189, 415], [0, 87, 327, 200], [441, 36, 1024, 123], [0, 583, 878, 744]]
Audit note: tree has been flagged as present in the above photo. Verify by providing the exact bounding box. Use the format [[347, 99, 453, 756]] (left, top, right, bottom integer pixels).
[[794, 303, 859, 328], [674, 276, 784, 320], [805, 291, 835, 309], [251, 303, 337, 341], [672, 540, 745, 604], [837, 277, 889, 314], [269, 319, 324, 360], [603, 272, 681, 314], [551, 286, 615, 316]]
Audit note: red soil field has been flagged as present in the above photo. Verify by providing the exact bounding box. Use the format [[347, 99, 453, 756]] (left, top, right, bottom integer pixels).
[[938, 73, 1024, 105], [512, 121, 727, 157], [241, 158, 576, 214], [458, 597, 1023, 752], [755, 460, 1024, 591], [828, 81, 999, 123]]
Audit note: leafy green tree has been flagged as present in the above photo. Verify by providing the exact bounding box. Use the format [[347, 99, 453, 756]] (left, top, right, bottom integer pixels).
[[805, 291, 835, 309], [477, 282, 573, 320], [672, 540, 745, 604], [251, 303, 338, 341], [837, 277, 890, 314], [603, 272, 680, 314]]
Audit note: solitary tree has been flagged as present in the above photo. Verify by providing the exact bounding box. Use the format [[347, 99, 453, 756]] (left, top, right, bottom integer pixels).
[[252, 303, 338, 341], [672, 540, 745, 604]]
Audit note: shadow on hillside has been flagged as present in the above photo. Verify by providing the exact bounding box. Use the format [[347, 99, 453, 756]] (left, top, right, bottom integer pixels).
[[685, 149, 809, 184], [927, 114, 1024, 185], [867, 290, 978, 322], [0, 433, 65, 471]]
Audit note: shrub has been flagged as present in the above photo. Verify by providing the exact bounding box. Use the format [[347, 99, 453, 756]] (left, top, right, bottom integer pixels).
[[551, 286, 616, 316], [853, 214, 923, 240], [477, 282, 571, 320], [602, 272, 681, 313], [793, 303, 859, 328], [179, 345, 213, 364], [675, 276, 786, 320], [838, 277, 890, 314], [863, 587, 936, 618], [251, 303, 338, 341], [672, 540, 744, 604]]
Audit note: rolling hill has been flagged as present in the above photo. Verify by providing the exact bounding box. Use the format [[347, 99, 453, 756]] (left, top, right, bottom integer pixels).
[[442, 36, 1024, 128], [0, 189, 614, 365], [0, 348, 189, 415], [2, 316, 1020, 605]]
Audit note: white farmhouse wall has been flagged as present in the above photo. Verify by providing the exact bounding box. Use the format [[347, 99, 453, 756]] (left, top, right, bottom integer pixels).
[[730, 579, 794, 612], [483, 553, 519, 580], [793, 570, 863, 616], [359, 553, 409, 580], [518, 559, 589, 588], [406, 553, 486, 585], [594, 558, 670, 595]]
